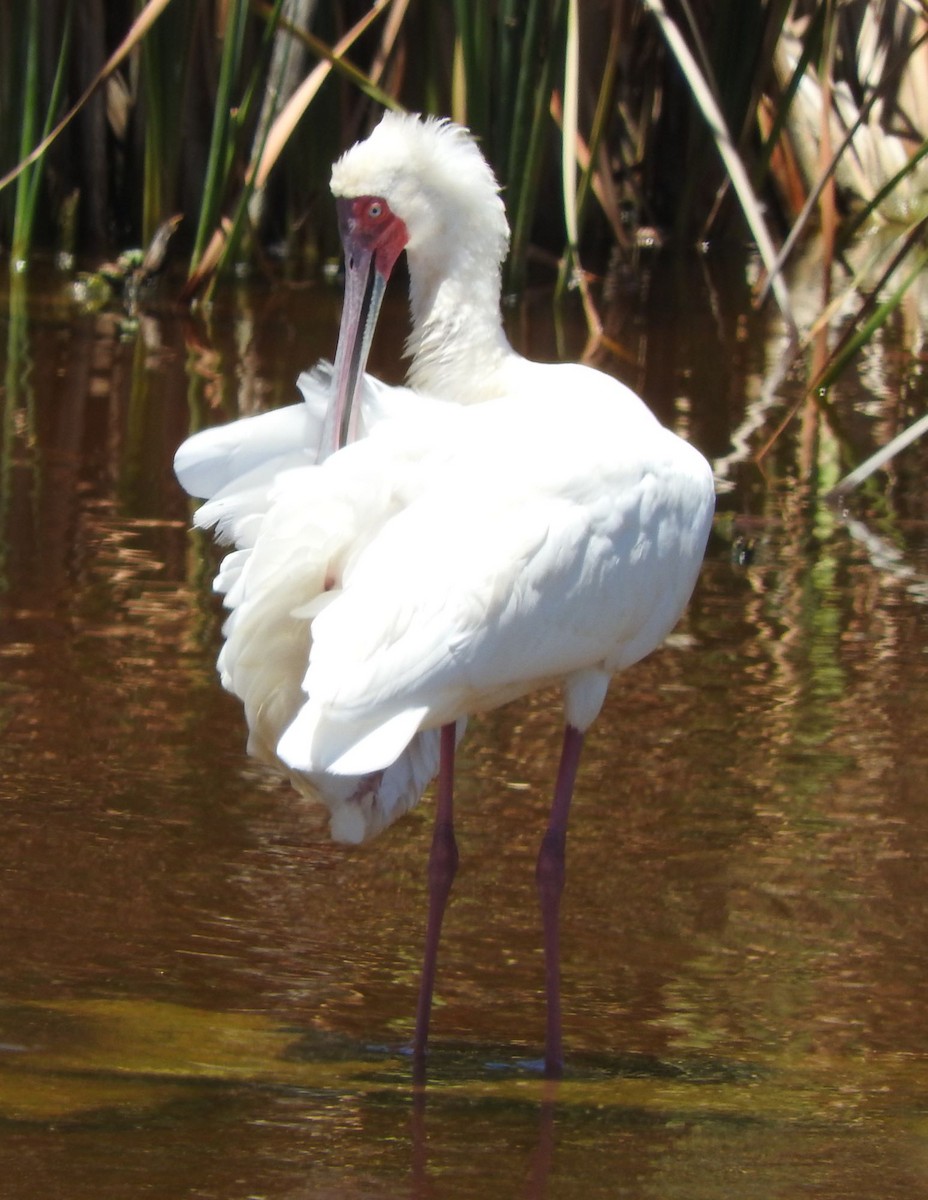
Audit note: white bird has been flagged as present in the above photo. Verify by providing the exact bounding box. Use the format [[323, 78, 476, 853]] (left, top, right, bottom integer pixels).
[[175, 113, 715, 1078]]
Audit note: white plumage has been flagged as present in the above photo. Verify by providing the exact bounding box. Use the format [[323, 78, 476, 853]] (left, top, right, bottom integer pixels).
[[276, 364, 711, 775], [175, 112, 714, 1073], [176, 367, 456, 844]]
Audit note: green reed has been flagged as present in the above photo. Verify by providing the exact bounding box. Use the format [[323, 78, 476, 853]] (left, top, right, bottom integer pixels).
[[9, 0, 73, 271], [139, 0, 197, 246], [189, 0, 251, 274], [2, 0, 928, 432]]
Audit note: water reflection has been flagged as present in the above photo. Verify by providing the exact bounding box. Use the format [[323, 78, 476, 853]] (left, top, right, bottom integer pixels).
[[2, 254, 928, 1198]]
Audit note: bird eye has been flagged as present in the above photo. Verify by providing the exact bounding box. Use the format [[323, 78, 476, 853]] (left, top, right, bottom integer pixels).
[[368, 201, 383, 219]]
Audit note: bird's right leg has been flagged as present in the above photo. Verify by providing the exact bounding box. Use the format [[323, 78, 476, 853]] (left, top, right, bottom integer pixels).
[[412, 722, 459, 1082], [536, 723, 585, 1078]]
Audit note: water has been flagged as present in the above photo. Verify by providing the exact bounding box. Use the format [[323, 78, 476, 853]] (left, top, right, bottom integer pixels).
[[2, 251, 928, 1198]]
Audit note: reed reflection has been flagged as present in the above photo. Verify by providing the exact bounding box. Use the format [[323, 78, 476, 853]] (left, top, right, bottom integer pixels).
[[1, 254, 928, 1200]]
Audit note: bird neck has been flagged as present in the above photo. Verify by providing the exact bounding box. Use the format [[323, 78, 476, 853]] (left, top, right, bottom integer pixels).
[[404, 245, 512, 402]]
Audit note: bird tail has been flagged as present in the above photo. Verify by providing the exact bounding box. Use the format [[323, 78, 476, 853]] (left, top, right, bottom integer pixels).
[[277, 700, 430, 778]]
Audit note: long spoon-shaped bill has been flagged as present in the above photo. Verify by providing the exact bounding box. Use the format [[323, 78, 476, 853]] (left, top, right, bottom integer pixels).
[[321, 195, 408, 459]]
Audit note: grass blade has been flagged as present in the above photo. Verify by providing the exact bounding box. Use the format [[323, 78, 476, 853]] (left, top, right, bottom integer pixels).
[[811, 219, 928, 394], [757, 23, 928, 304], [10, 0, 73, 270], [183, 0, 396, 299], [829, 409, 928, 497], [507, 0, 567, 293], [140, 0, 196, 245], [250, 0, 395, 194], [560, 0, 580, 263], [9, 0, 41, 267], [189, 0, 250, 273], [641, 0, 798, 335], [0, 0, 175, 195]]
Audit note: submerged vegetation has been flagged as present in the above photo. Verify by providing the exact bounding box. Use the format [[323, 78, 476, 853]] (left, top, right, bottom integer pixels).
[[1, 1, 928, 479]]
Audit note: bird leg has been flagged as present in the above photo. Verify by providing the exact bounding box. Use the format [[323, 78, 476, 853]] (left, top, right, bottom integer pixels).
[[412, 722, 459, 1081], [536, 723, 585, 1078]]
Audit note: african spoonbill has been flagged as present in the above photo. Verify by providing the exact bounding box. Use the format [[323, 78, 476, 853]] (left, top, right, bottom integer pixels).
[[175, 113, 715, 1078]]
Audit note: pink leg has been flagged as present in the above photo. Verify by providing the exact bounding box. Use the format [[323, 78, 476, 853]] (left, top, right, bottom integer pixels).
[[412, 722, 459, 1082], [536, 724, 585, 1078]]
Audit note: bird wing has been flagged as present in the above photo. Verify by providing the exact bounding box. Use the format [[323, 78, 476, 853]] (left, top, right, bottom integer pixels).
[[174, 396, 321, 502], [175, 370, 470, 843], [174, 364, 434, 504], [277, 392, 713, 777]]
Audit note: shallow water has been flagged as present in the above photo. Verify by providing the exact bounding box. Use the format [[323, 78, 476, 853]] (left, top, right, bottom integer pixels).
[[2, 251, 928, 1198]]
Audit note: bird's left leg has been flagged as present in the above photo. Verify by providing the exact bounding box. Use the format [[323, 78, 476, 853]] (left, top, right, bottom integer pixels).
[[536, 723, 585, 1078], [412, 722, 459, 1080]]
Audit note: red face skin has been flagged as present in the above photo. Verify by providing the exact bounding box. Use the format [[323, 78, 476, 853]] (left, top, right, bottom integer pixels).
[[321, 196, 409, 458], [337, 195, 409, 282]]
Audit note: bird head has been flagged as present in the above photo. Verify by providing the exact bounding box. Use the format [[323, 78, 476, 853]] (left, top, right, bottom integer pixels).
[[322, 113, 509, 453]]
